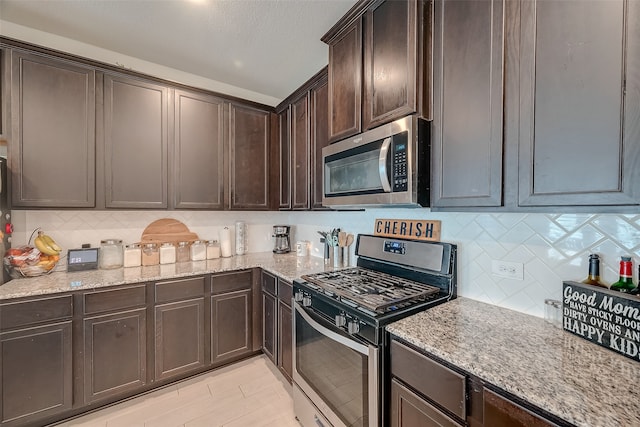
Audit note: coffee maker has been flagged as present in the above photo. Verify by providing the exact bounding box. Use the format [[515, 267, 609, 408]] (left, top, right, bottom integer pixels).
[[272, 225, 291, 254]]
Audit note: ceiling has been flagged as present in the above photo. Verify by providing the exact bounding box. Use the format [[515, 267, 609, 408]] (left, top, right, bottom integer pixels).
[[0, 0, 357, 104]]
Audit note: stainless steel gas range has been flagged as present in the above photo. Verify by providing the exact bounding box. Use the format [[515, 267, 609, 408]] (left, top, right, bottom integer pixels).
[[292, 234, 457, 427]]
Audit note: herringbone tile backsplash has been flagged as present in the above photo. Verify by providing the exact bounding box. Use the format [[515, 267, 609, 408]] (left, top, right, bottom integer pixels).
[[12, 209, 640, 318]]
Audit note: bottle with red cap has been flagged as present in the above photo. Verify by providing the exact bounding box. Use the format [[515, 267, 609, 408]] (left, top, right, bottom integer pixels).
[[610, 256, 635, 293]]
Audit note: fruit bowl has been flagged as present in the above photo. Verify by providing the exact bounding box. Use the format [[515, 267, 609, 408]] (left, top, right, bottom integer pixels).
[[4, 246, 60, 279]]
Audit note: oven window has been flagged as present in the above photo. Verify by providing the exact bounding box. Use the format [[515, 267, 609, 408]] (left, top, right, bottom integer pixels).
[[295, 309, 368, 427]]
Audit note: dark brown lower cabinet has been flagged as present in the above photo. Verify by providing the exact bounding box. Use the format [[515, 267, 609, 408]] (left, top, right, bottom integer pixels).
[[83, 308, 147, 403], [277, 280, 293, 382], [153, 277, 206, 381], [211, 289, 252, 364], [0, 295, 73, 427], [483, 389, 559, 427], [390, 379, 462, 427], [262, 272, 277, 363], [0, 322, 73, 426], [82, 285, 147, 404]]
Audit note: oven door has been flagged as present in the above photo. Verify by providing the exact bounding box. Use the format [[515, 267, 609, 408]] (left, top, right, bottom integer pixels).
[[293, 302, 379, 427]]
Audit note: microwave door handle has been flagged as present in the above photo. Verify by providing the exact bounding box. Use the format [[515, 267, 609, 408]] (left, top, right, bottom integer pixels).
[[378, 137, 392, 192]]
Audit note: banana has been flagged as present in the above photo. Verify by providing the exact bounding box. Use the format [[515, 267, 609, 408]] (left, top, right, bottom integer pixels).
[[40, 233, 62, 252], [34, 232, 60, 256]]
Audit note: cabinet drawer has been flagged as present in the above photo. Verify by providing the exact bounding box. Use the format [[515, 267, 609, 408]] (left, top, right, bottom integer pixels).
[[155, 276, 205, 303], [391, 340, 466, 420], [84, 285, 146, 315], [0, 295, 73, 331], [211, 270, 252, 294], [262, 272, 277, 295], [278, 280, 292, 306]]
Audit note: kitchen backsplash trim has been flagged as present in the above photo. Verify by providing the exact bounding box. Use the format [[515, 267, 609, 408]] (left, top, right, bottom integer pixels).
[[11, 210, 640, 319]]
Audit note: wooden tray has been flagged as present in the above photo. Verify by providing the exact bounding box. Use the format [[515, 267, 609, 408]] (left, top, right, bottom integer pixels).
[[141, 218, 199, 244]]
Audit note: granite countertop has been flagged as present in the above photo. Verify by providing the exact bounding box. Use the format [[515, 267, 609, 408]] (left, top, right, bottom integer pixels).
[[387, 298, 640, 427], [0, 252, 327, 300]]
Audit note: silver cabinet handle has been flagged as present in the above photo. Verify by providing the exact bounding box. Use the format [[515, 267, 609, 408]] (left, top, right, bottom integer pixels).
[[378, 137, 392, 192], [314, 415, 325, 427]]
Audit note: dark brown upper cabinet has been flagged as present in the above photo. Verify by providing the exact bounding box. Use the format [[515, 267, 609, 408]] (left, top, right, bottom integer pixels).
[[103, 73, 168, 209], [310, 75, 329, 210], [517, 0, 640, 207], [323, 0, 431, 143], [276, 109, 291, 210], [275, 68, 329, 211], [431, 0, 504, 208], [173, 89, 226, 210], [228, 102, 271, 210], [10, 50, 96, 208], [326, 16, 363, 142]]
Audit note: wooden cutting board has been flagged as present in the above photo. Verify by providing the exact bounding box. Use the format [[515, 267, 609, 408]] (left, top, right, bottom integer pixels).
[[141, 218, 199, 244]]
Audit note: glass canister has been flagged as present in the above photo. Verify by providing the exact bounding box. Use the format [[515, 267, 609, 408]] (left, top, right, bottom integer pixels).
[[100, 239, 124, 269], [176, 241, 190, 263], [159, 242, 176, 264], [141, 243, 159, 266], [207, 240, 221, 259], [123, 243, 141, 268], [190, 240, 206, 261]]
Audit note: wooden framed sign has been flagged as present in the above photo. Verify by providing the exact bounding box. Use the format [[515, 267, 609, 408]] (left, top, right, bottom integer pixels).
[[374, 219, 441, 242], [563, 281, 640, 362]]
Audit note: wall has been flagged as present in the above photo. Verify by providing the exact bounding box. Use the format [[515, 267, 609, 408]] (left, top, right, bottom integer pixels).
[[11, 209, 640, 318]]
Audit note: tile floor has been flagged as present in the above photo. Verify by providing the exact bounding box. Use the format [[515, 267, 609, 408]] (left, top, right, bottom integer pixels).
[[55, 355, 300, 427]]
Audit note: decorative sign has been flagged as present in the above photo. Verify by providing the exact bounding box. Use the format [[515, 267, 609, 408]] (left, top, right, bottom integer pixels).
[[563, 281, 640, 362], [374, 219, 441, 242]]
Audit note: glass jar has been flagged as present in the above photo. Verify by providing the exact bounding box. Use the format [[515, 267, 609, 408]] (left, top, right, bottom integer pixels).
[[123, 243, 141, 268], [141, 243, 159, 266], [207, 240, 221, 259], [176, 241, 190, 263], [159, 242, 176, 264], [100, 239, 124, 269], [190, 240, 206, 261]]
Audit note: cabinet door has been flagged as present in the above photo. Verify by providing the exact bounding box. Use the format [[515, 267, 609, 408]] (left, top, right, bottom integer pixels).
[[328, 17, 362, 142], [310, 75, 329, 210], [277, 299, 292, 382], [262, 291, 277, 363], [483, 389, 559, 427], [174, 89, 225, 209], [431, 0, 504, 207], [104, 73, 168, 208], [0, 322, 73, 426], [291, 93, 310, 210], [10, 50, 95, 208], [278, 109, 291, 209], [363, 0, 420, 130], [390, 379, 462, 427], [154, 298, 205, 380], [518, 0, 640, 206], [83, 308, 147, 404], [229, 103, 270, 210], [211, 289, 252, 365]]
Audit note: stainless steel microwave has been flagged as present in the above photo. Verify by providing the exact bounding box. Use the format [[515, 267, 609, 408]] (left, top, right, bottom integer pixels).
[[322, 116, 430, 208]]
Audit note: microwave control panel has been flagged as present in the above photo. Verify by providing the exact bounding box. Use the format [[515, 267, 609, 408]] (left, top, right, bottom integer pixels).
[[392, 132, 409, 191]]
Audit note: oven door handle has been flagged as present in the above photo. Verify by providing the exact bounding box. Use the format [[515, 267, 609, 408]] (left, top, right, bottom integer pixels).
[[294, 303, 369, 355], [378, 137, 392, 192]]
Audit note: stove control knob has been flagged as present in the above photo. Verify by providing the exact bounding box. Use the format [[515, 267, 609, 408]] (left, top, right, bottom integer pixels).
[[302, 295, 312, 307], [347, 320, 360, 335], [294, 291, 304, 303], [335, 314, 346, 328]]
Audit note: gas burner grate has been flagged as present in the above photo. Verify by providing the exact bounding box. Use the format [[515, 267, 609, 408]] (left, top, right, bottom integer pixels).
[[301, 267, 440, 313]]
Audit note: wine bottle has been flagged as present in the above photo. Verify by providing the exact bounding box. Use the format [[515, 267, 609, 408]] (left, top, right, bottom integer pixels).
[[581, 254, 607, 288], [610, 256, 635, 293]]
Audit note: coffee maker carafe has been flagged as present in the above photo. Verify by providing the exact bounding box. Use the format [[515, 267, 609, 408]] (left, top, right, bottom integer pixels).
[[272, 225, 291, 254]]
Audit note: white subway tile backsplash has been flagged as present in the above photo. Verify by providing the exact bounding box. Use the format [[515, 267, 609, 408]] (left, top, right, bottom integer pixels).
[[11, 209, 640, 319]]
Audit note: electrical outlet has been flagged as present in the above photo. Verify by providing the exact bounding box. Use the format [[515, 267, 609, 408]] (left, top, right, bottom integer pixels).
[[491, 260, 524, 280]]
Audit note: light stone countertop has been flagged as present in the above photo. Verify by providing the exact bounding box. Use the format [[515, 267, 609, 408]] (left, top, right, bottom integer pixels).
[[387, 297, 640, 427], [0, 252, 326, 300]]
